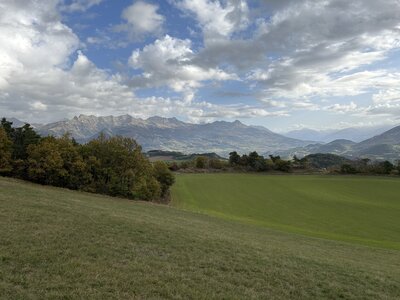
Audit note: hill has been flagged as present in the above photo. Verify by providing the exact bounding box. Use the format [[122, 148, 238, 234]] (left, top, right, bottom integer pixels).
[[146, 150, 225, 162], [35, 115, 310, 155], [278, 126, 400, 161], [357, 125, 400, 147], [1, 177, 400, 298], [274, 139, 356, 159], [301, 153, 353, 169], [284, 126, 391, 143], [1, 117, 42, 128]]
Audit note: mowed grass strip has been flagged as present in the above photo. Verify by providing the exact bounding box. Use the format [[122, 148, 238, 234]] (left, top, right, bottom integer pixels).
[[1, 177, 400, 298], [171, 174, 400, 250]]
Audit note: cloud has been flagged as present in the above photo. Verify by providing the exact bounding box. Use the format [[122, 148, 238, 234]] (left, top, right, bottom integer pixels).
[[373, 88, 400, 105], [0, 2, 276, 124], [128, 35, 237, 102], [324, 102, 358, 114], [176, 0, 400, 114], [174, 0, 249, 39], [2, 0, 400, 127], [0, 0, 79, 88], [60, 0, 103, 12], [116, 1, 165, 40], [247, 0, 400, 102], [0, 1, 138, 122]]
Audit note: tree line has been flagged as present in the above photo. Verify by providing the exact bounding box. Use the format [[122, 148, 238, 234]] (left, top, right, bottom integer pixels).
[[167, 151, 400, 175], [0, 118, 174, 202], [168, 151, 294, 172], [340, 158, 398, 175]]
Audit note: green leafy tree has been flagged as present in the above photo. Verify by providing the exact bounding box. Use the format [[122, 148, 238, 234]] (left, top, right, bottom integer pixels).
[[12, 124, 41, 160], [1, 118, 14, 138], [341, 164, 357, 174], [195, 156, 208, 169], [275, 159, 292, 172], [153, 161, 175, 199], [239, 154, 249, 166], [229, 151, 241, 165], [0, 127, 13, 174], [381, 161, 394, 174], [209, 158, 224, 169], [27, 135, 89, 188], [247, 151, 260, 169], [81, 134, 161, 200], [269, 155, 281, 163]]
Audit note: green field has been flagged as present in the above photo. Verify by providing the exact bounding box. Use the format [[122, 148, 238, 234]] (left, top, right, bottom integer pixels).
[[172, 174, 400, 250], [1, 177, 400, 298]]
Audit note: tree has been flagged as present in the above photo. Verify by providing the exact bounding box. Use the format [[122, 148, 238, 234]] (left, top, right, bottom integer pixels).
[[0, 127, 12, 174], [27, 135, 89, 189], [153, 161, 175, 199], [1, 118, 14, 138], [275, 159, 291, 172], [229, 151, 241, 165], [341, 164, 357, 174], [195, 156, 208, 169], [247, 151, 260, 169], [12, 124, 41, 160], [81, 135, 161, 200], [209, 158, 223, 169], [239, 154, 249, 166], [381, 161, 394, 174], [269, 155, 281, 163]]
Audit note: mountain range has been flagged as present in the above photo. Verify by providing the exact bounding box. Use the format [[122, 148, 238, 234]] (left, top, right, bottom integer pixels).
[[34, 115, 311, 156], [283, 125, 393, 143], [276, 126, 400, 161], [3, 115, 400, 160]]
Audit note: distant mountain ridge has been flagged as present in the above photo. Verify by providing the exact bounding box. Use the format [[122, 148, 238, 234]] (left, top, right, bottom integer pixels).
[[3, 115, 400, 160], [284, 125, 392, 143], [34, 114, 311, 156], [276, 127, 400, 161]]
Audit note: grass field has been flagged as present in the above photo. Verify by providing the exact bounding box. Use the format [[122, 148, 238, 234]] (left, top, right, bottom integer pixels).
[[172, 174, 400, 250], [1, 176, 400, 298]]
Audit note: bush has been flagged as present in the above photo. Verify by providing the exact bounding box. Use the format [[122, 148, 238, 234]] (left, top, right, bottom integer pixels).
[[341, 164, 357, 174]]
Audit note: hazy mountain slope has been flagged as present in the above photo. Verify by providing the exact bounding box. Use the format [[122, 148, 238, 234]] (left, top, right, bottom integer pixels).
[[284, 128, 330, 142], [36, 115, 310, 155], [278, 126, 400, 161], [324, 126, 392, 143], [316, 139, 356, 153], [355, 125, 400, 148], [274, 139, 356, 158], [284, 126, 391, 143]]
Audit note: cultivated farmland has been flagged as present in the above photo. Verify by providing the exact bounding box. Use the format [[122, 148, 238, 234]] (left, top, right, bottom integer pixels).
[[172, 174, 400, 250]]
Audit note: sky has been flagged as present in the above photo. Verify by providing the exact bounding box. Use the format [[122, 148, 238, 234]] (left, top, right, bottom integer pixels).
[[1, 0, 400, 132]]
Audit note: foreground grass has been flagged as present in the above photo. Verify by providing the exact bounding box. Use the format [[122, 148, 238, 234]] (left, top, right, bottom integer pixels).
[[172, 174, 400, 250], [1, 177, 400, 299]]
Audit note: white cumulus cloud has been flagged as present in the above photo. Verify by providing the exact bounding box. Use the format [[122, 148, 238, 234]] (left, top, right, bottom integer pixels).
[[175, 0, 249, 39], [117, 1, 165, 40], [128, 35, 237, 102]]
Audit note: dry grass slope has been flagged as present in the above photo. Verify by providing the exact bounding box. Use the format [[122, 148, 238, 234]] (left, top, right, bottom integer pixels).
[[1, 177, 399, 299]]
